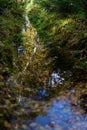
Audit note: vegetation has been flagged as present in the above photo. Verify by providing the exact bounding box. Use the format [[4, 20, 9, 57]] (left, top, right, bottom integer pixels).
[[0, 0, 87, 129], [28, 0, 87, 80]]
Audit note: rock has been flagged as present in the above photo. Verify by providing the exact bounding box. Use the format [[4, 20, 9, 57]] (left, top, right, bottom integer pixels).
[[22, 124, 28, 129], [69, 122, 87, 130], [34, 103, 39, 109], [55, 125, 63, 130], [39, 126, 45, 130], [4, 120, 12, 129], [71, 89, 76, 94], [49, 121, 55, 127], [29, 122, 37, 127]]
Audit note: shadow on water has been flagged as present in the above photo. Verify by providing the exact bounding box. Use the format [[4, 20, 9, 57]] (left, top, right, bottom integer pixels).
[[11, 87, 87, 130]]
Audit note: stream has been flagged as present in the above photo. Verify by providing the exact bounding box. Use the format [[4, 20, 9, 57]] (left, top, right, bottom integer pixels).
[[11, 87, 87, 130]]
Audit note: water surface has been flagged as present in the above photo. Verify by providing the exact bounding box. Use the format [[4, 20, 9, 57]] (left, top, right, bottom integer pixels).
[[11, 89, 87, 130]]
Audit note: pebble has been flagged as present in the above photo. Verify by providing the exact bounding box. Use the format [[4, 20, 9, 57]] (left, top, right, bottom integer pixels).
[[29, 122, 37, 127], [71, 89, 76, 94], [22, 124, 28, 129], [49, 121, 55, 127]]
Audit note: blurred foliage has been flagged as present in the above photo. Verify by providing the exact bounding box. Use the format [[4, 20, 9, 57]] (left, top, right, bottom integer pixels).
[[0, 1, 48, 128], [1, 0, 87, 129], [0, 0, 24, 74], [0, 0, 24, 129], [28, 0, 87, 80], [34, 0, 87, 15]]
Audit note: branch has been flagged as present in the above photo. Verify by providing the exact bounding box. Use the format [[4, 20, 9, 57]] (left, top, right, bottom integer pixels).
[[23, 31, 39, 72]]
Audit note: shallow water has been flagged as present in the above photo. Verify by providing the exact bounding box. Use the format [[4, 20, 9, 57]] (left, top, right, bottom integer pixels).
[[11, 89, 87, 130]]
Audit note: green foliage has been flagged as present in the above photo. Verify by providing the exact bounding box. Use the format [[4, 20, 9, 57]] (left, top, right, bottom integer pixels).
[[34, 0, 87, 16], [0, 0, 24, 73], [0, 1, 87, 128], [29, 6, 49, 41], [28, 0, 87, 79]]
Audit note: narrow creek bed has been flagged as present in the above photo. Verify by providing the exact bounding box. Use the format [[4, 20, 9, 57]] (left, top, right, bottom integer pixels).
[[10, 88, 87, 130]]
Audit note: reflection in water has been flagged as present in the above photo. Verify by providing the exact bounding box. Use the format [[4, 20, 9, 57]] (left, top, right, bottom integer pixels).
[[50, 71, 65, 87], [35, 99, 87, 130], [11, 94, 87, 130]]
